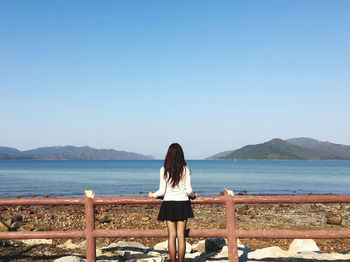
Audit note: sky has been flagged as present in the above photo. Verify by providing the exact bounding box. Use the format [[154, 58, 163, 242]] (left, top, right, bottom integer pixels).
[[1, 0, 349, 159]]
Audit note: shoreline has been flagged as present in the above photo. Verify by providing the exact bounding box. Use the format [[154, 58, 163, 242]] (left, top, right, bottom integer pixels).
[[1, 202, 349, 259]]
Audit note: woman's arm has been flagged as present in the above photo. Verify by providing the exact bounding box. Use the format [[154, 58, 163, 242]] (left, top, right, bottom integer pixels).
[[185, 166, 195, 198], [151, 167, 167, 198]]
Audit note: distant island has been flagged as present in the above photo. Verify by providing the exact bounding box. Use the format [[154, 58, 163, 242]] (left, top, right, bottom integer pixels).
[[0, 146, 155, 160], [207, 137, 350, 160]]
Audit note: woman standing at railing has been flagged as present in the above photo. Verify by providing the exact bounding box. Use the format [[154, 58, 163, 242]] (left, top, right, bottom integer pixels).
[[149, 143, 197, 262]]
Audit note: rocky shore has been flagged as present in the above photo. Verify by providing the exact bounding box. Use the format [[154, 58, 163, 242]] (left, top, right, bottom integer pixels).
[[0, 201, 349, 261]]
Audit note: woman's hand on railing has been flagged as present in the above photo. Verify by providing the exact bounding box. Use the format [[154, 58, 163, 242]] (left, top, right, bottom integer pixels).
[[148, 192, 153, 198], [190, 192, 197, 200]]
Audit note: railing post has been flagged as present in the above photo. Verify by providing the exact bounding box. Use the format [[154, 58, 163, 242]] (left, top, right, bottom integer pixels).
[[85, 190, 96, 262], [224, 189, 238, 262]]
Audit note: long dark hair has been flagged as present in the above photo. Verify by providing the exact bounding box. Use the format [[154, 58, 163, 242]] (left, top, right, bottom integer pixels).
[[163, 143, 187, 187]]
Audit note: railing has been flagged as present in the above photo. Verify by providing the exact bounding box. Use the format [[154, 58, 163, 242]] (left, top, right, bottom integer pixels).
[[1, 190, 350, 262]]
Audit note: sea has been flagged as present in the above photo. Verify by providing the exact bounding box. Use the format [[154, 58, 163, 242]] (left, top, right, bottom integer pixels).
[[0, 160, 350, 198]]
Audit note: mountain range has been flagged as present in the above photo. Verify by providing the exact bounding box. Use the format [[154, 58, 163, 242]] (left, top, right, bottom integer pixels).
[[207, 137, 350, 160], [0, 146, 154, 160], [2, 137, 349, 161]]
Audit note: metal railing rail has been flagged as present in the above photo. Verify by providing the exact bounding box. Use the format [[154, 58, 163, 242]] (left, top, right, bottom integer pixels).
[[1, 190, 350, 261]]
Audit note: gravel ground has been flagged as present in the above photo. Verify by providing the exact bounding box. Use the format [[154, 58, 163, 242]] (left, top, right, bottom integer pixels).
[[0, 201, 350, 261]]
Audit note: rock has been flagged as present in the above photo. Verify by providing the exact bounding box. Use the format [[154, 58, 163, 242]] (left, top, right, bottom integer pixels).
[[0, 221, 9, 232], [30, 213, 43, 220], [147, 250, 167, 257], [192, 238, 226, 253], [248, 246, 289, 259], [16, 206, 26, 212], [13, 215, 23, 222], [33, 224, 51, 231], [4, 218, 13, 227], [58, 239, 86, 249], [18, 223, 35, 231], [10, 221, 23, 230], [326, 212, 342, 225], [184, 251, 204, 261], [218, 245, 238, 258], [191, 240, 207, 253], [154, 240, 170, 252], [294, 251, 327, 260], [217, 245, 228, 256], [132, 257, 163, 262], [215, 246, 245, 261], [154, 240, 168, 251], [249, 209, 258, 219], [96, 215, 110, 223], [53, 256, 85, 262], [320, 252, 350, 260], [115, 240, 149, 249], [279, 204, 290, 208], [288, 250, 350, 260], [192, 240, 205, 253], [58, 239, 75, 249], [216, 206, 225, 212], [100, 240, 148, 252], [99, 241, 153, 260], [288, 239, 320, 254], [22, 239, 53, 245], [154, 240, 192, 253], [238, 205, 249, 215], [216, 241, 251, 259]]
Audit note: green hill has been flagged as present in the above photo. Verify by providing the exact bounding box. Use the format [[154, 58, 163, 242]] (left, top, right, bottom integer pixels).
[[0, 146, 155, 160], [209, 138, 350, 160], [286, 137, 350, 159]]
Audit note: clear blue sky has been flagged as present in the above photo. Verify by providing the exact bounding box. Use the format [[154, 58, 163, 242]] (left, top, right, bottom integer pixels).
[[1, 0, 349, 159]]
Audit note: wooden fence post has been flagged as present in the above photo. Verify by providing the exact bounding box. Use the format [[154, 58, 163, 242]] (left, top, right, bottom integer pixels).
[[85, 190, 96, 262], [224, 189, 238, 262]]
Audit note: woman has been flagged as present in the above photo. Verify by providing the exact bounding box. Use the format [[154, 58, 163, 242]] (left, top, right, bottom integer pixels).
[[149, 143, 196, 262]]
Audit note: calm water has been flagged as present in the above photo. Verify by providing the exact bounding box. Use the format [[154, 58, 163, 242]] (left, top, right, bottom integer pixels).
[[0, 160, 350, 198]]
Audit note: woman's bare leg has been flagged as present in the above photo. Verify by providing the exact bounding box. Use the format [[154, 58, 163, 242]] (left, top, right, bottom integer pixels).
[[166, 221, 177, 262], [176, 220, 187, 262]]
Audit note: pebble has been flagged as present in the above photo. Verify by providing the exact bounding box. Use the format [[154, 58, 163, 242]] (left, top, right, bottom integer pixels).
[[238, 205, 249, 215], [326, 212, 342, 225], [0, 221, 9, 232]]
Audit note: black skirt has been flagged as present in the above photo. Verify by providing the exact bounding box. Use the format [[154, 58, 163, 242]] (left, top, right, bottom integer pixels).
[[157, 200, 194, 222]]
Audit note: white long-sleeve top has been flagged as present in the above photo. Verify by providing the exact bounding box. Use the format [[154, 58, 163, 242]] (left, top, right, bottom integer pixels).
[[153, 166, 194, 201]]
